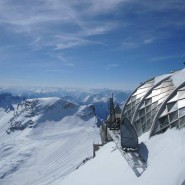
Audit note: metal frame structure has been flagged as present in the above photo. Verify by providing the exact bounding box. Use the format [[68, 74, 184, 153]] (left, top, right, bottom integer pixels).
[[121, 78, 155, 123], [150, 81, 185, 137], [121, 69, 185, 138], [132, 77, 174, 136]]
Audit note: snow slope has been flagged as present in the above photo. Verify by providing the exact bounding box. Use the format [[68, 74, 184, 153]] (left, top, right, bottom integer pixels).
[[61, 128, 185, 185], [8, 97, 79, 131], [0, 97, 100, 185]]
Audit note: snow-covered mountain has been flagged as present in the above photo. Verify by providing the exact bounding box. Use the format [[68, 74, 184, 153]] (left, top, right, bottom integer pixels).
[[0, 86, 130, 102], [0, 89, 129, 185], [0, 97, 100, 185], [0, 90, 185, 185], [7, 97, 96, 132], [0, 86, 130, 120]]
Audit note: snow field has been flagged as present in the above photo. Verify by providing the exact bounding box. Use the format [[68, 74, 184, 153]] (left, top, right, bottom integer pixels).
[[61, 128, 185, 185], [0, 98, 100, 185]]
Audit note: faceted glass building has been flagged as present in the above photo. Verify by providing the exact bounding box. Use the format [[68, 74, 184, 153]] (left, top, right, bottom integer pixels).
[[121, 68, 185, 137]]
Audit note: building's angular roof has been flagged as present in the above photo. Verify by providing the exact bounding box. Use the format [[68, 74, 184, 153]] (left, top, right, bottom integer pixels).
[[121, 68, 185, 137]]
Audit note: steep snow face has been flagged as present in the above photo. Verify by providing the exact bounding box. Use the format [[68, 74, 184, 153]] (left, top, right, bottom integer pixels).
[[61, 128, 185, 185], [76, 105, 95, 120], [0, 97, 100, 185], [8, 97, 80, 131], [0, 94, 25, 131]]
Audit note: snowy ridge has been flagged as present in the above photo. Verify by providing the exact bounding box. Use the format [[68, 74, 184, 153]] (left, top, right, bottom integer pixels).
[[7, 97, 97, 132], [76, 105, 95, 120], [0, 97, 101, 185], [0, 87, 130, 120], [8, 97, 78, 131]]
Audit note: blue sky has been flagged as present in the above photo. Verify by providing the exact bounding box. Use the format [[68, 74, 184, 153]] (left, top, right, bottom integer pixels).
[[0, 0, 185, 90]]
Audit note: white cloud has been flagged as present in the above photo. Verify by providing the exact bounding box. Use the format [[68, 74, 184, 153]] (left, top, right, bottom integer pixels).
[[144, 37, 157, 44], [105, 63, 119, 70], [150, 54, 185, 62], [0, 0, 126, 51], [1, 0, 185, 52], [79, 0, 129, 15], [121, 36, 157, 50], [54, 36, 88, 50], [136, 0, 185, 12], [57, 55, 75, 67]]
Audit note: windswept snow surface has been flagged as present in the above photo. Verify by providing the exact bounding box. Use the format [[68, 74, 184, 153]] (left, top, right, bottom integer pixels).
[[61, 128, 185, 185], [0, 98, 100, 185]]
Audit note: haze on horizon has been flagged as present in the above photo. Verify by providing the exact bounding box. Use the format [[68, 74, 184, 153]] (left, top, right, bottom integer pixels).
[[0, 0, 185, 90]]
